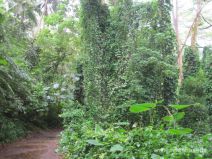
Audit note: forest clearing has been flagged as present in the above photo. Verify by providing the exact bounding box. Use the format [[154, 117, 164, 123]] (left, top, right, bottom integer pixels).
[[0, 0, 212, 159]]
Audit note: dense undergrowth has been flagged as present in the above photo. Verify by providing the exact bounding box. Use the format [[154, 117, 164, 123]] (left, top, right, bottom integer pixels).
[[58, 0, 212, 158], [0, 0, 212, 158], [60, 119, 212, 159]]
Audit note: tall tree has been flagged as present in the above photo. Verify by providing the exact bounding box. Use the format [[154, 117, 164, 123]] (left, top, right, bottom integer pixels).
[[191, 0, 202, 50], [172, 0, 184, 86], [173, 0, 210, 86], [81, 0, 112, 119], [203, 47, 212, 115], [158, 0, 177, 106]]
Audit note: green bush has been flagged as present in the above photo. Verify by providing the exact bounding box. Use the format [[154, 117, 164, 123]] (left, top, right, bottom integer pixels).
[[179, 70, 206, 105], [183, 47, 200, 78], [180, 104, 210, 134], [59, 102, 211, 158], [0, 115, 26, 144], [59, 101, 85, 129], [60, 123, 211, 159]]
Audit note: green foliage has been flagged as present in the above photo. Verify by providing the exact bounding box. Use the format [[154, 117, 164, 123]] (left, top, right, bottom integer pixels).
[[104, 1, 178, 122], [0, 0, 75, 143], [60, 101, 211, 158], [179, 46, 210, 134], [57, 0, 212, 158], [171, 105, 191, 110], [110, 144, 124, 152], [60, 123, 211, 159], [0, 56, 50, 143], [180, 104, 210, 134], [0, 115, 26, 143], [0, 0, 211, 157], [44, 13, 63, 25], [203, 47, 212, 114], [34, 17, 79, 83], [167, 128, 193, 135], [180, 70, 206, 104], [59, 101, 85, 130], [0, 56, 8, 65], [130, 103, 156, 113], [81, 0, 114, 119], [0, 0, 5, 24], [163, 112, 185, 122], [126, 48, 165, 102], [129, 102, 195, 134], [183, 47, 200, 78], [157, 0, 177, 106]]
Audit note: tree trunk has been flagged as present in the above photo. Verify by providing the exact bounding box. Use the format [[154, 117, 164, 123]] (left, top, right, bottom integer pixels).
[[172, 0, 183, 86], [191, 0, 201, 50]]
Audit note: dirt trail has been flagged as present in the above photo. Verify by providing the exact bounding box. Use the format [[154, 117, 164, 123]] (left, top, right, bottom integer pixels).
[[0, 130, 62, 159]]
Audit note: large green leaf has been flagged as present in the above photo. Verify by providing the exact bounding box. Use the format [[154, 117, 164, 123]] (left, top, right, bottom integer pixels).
[[110, 144, 124, 152], [151, 154, 163, 159], [173, 112, 185, 121], [114, 122, 130, 126], [171, 105, 191, 110], [163, 115, 174, 122], [163, 112, 185, 122], [167, 128, 193, 135], [87, 140, 103, 146], [130, 103, 156, 113], [0, 57, 8, 65], [202, 134, 212, 143]]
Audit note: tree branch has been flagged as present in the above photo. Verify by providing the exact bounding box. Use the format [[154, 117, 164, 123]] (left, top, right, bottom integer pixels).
[[200, 14, 212, 30]]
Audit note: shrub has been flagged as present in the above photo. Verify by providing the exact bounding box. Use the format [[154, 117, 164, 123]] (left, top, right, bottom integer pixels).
[[0, 115, 26, 144], [60, 123, 212, 159], [59, 101, 85, 129], [180, 103, 210, 134], [179, 69, 206, 105]]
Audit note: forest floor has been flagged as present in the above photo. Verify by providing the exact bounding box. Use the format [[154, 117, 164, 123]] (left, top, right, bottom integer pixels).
[[0, 129, 62, 159]]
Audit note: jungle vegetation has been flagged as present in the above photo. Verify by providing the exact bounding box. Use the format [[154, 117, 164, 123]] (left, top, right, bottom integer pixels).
[[0, 0, 211, 158]]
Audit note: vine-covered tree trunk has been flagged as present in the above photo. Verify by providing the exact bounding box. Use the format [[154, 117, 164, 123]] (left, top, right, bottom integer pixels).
[[158, 0, 177, 106], [183, 47, 200, 78], [203, 47, 212, 115], [81, 0, 112, 118]]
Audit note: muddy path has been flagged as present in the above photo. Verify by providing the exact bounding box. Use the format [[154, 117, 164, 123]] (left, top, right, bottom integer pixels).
[[0, 130, 62, 159]]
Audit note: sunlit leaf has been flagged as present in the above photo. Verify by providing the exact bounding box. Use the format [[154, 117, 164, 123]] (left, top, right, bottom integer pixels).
[[173, 112, 185, 121], [110, 144, 123, 152], [171, 105, 191, 110], [130, 103, 156, 113], [167, 128, 193, 135], [202, 134, 212, 143], [114, 122, 130, 126], [0, 57, 8, 65], [87, 140, 103, 146], [163, 115, 174, 122]]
